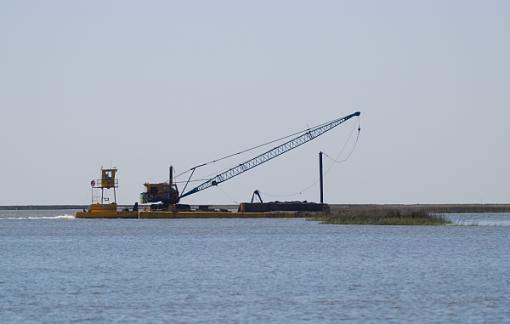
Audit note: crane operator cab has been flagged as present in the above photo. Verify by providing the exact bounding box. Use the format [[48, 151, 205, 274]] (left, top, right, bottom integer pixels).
[[140, 166, 180, 210], [140, 183, 179, 206]]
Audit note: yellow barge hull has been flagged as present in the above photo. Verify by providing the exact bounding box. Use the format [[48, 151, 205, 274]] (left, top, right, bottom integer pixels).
[[75, 203, 309, 219], [75, 210, 304, 219]]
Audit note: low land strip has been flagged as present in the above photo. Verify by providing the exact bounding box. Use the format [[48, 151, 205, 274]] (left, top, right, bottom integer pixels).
[[308, 206, 448, 225], [2, 204, 510, 225]]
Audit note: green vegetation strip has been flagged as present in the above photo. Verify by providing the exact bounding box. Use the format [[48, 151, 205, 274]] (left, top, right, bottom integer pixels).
[[307, 208, 449, 225]]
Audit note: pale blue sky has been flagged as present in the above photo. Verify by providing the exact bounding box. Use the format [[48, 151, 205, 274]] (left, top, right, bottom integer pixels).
[[1, 0, 509, 205]]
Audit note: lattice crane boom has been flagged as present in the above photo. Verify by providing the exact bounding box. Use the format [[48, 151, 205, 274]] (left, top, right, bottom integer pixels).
[[179, 111, 360, 200]]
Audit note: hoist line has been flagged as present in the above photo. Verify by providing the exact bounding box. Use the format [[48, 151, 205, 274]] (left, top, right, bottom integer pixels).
[[259, 116, 361, 199], [323, 117, 361, 164]]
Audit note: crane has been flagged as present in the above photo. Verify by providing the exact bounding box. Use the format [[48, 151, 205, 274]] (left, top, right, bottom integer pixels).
[[140, 111, 360, 206]]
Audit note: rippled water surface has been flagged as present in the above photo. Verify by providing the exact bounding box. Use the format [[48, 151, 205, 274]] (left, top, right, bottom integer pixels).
[[1, 210, 510, 323]]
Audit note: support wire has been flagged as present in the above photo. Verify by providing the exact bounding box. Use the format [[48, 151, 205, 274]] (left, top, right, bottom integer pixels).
[[174, 117, 347, 179]]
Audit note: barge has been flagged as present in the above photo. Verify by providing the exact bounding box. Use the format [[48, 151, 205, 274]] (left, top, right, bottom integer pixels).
[[76, 206, 302, 219], [76, 113, 361, 219]]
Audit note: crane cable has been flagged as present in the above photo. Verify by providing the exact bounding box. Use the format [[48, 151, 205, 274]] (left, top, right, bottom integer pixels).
[[217, 185, 240, 205], [259, 116, 361, 198]]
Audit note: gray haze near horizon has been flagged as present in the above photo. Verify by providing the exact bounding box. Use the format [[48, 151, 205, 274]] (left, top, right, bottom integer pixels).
[[1, 1, 509, 205]]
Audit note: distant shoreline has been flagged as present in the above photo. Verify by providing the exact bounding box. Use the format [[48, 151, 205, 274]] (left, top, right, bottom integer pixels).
[[2, 204, 510, 213], [0, 205, 89, 210]]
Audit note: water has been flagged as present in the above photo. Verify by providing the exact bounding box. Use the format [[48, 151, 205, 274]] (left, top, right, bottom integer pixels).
[[1, 211, 510, 323]]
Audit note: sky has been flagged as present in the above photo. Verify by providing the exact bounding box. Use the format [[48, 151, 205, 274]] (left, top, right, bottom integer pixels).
[[1, 0, 509, 205]]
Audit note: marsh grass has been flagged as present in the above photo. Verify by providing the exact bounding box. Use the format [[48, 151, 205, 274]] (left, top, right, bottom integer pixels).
[[307, 207, 449, 225]]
